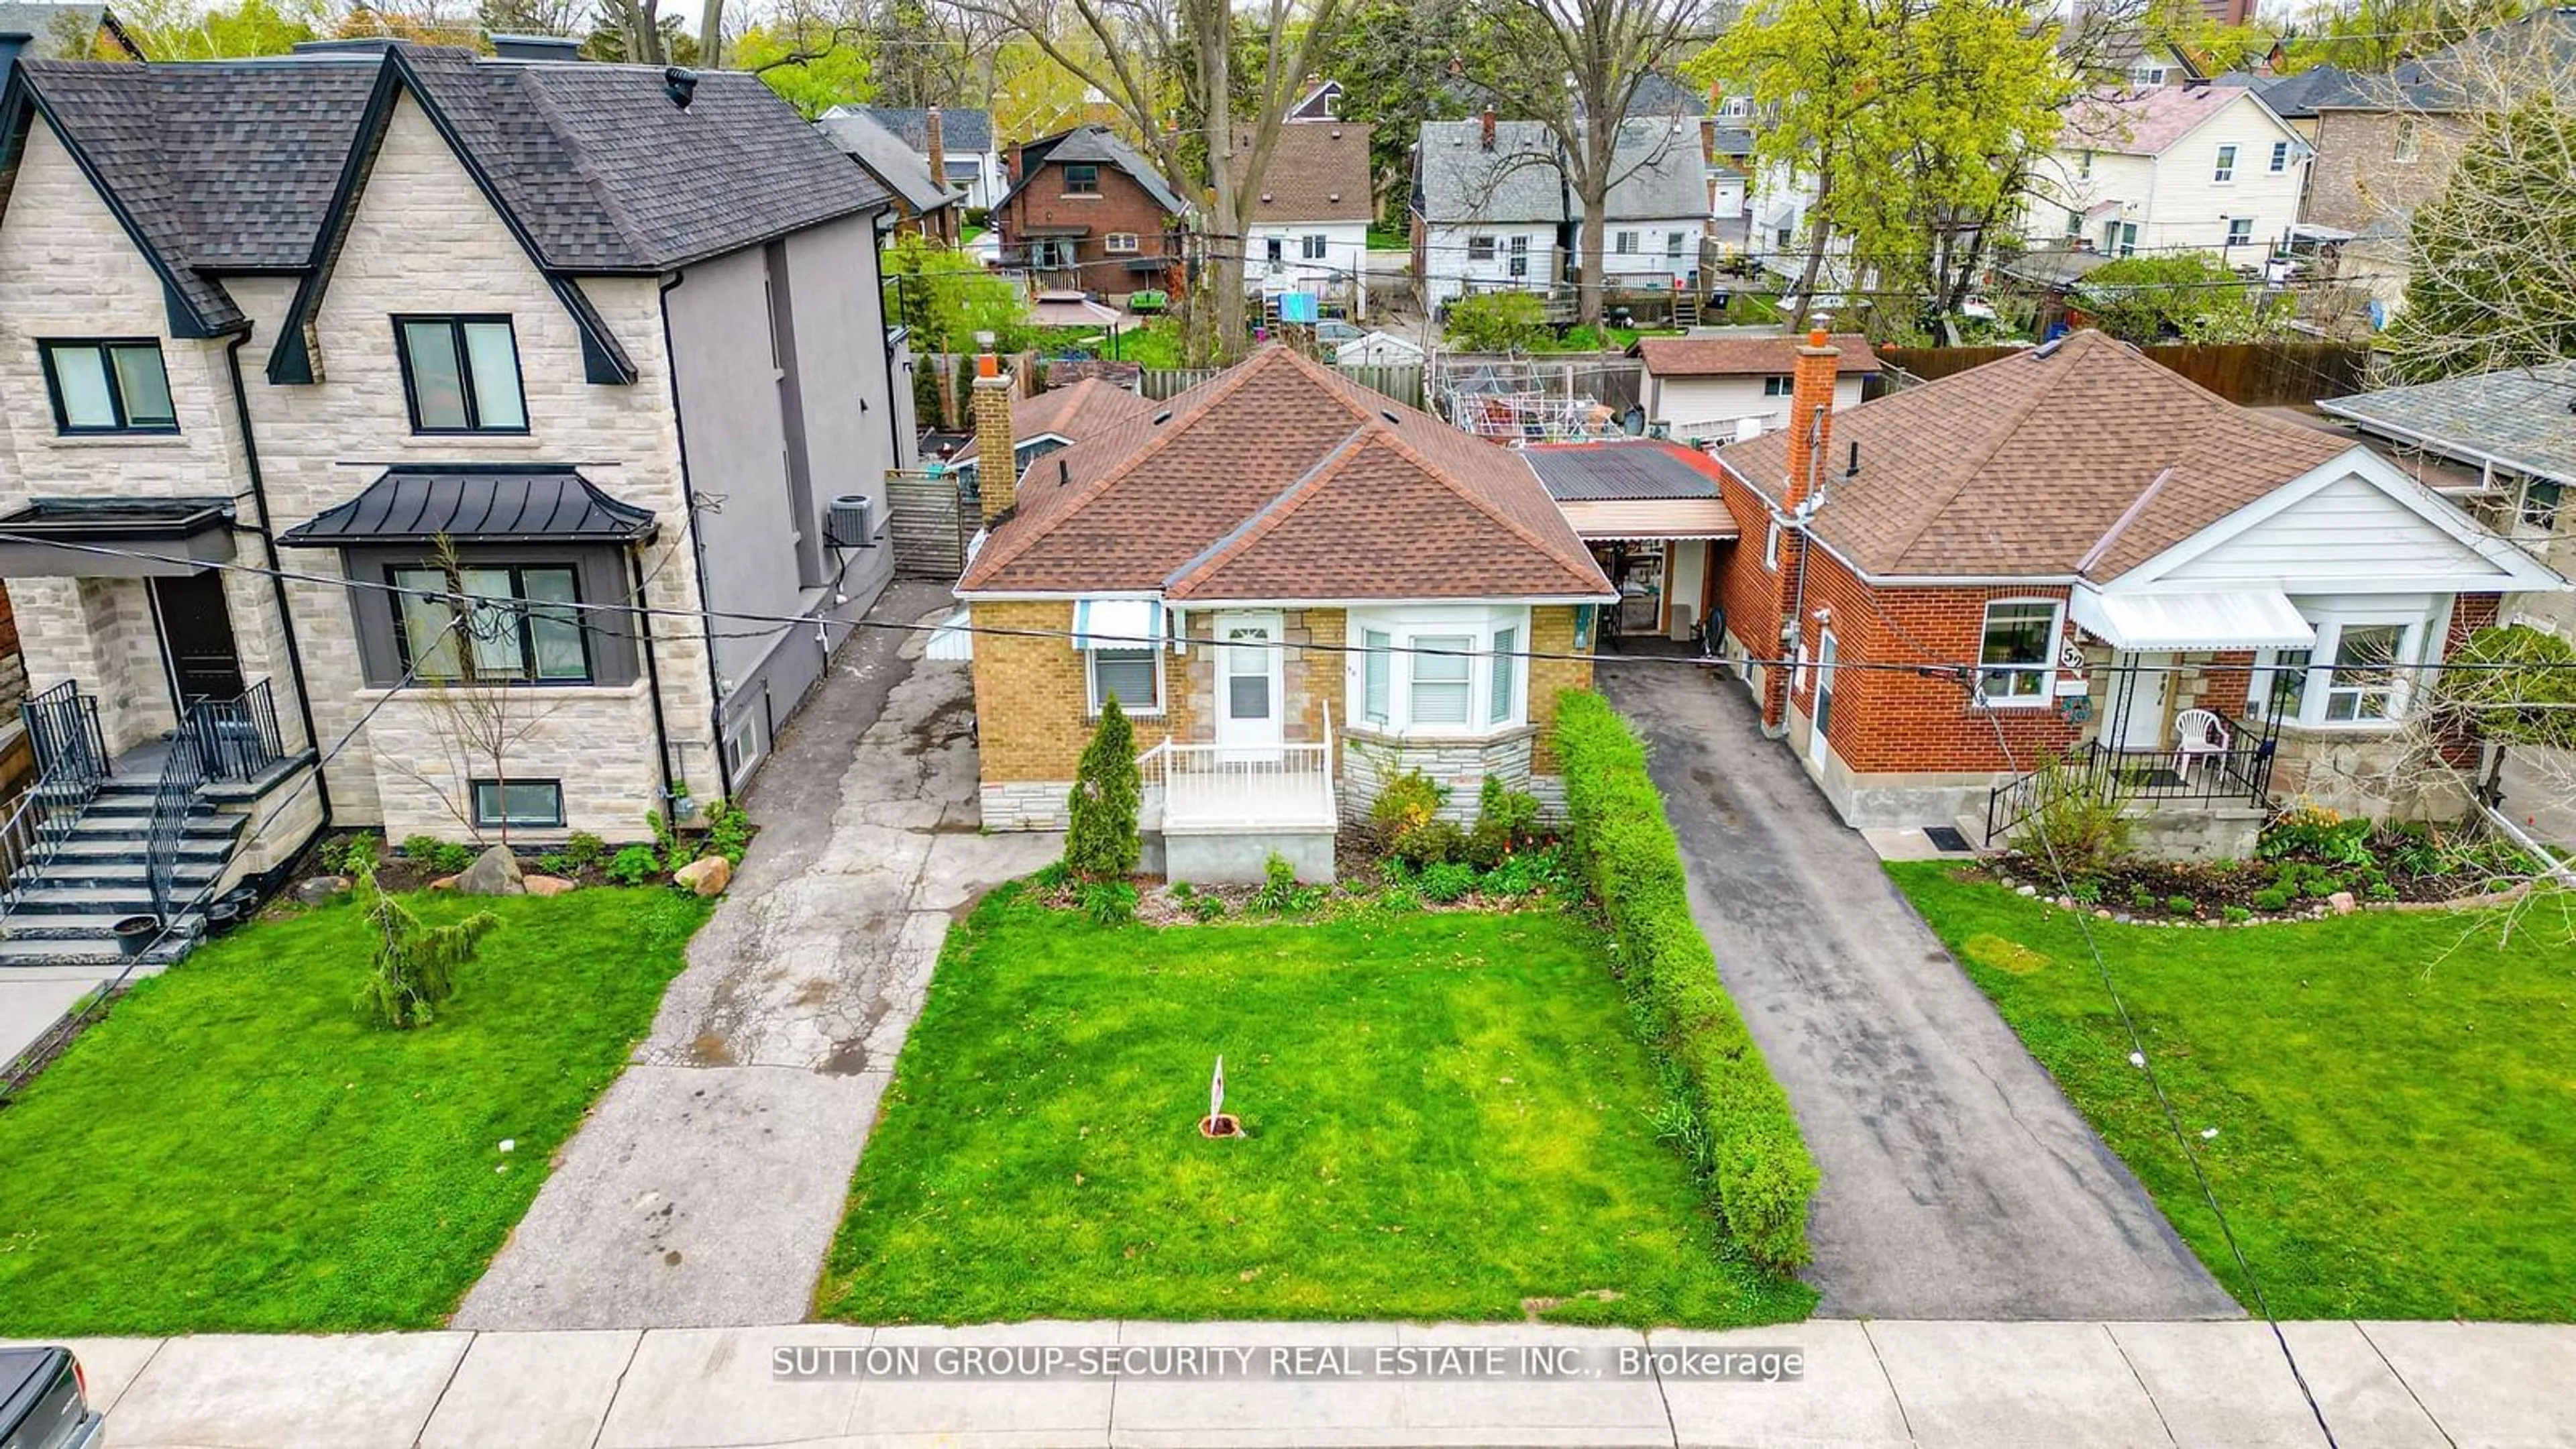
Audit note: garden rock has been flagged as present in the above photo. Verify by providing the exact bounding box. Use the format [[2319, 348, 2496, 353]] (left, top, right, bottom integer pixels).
[[293, 874, 351, 906], [523, 875, 576, 898], [454, 845, 527, 897], [2328, 890, 2358, 915], [674, 855, 733, 897]]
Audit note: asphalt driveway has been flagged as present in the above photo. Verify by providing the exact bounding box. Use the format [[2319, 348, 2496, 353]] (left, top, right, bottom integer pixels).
[[455, 582, 1057, 1330], [1599, 661, 2240, 1322]]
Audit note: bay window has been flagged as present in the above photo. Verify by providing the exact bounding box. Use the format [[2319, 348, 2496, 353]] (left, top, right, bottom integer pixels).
[[1976, 598, 2059, 706], [2320, 623, 2410, 723], [2253, 612, 2434, 729], [1347, 606, 1529, 736], [392, 564, 590, 684]]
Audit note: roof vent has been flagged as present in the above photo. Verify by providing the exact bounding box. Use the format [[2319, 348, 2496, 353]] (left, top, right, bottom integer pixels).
[[1152, 409, 1174, 425], [664, 66, 699, 109], [287, 36, 396, 56], [492, 33, 582, 62], [1380, 409, 1401, 425], [2032, 334, 2069, 359], [1261, 192, 1273, 203], [1327, 191, 1341, 203]]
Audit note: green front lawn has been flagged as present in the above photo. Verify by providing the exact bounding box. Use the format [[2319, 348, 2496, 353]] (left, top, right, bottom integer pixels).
[[819, 889, 1814, 1327], [0, 889, 710, 1335], [1890, 862, 2576, 1321]]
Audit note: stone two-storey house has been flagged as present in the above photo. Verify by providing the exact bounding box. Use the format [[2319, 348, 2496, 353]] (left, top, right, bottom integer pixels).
[[0, 40, 910, 961], [994, 123, 1188, 300]]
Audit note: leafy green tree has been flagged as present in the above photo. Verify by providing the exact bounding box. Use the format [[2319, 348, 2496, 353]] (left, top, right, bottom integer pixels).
[[1444, 291, 1550, 352], [1064, 697, 1141, 881], [881, 233, 1034, 353], [736, 21, 875, 118], [2385, 85, 2576, 380], [352, 861, 498, 1030], [1309, 0, 1509, 219], [2078, 252, 2287, 343], [1693, 0, 2068, 333], [2437, 625, 2576, 749], [117, 0, 321, 58]]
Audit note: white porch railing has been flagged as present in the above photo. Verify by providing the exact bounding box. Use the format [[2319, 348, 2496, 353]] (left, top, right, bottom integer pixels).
[[1136, 704, 1337, 830]]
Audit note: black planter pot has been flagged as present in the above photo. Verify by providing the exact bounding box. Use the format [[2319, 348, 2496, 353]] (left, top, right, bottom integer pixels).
[[111, 915, 162, 958]]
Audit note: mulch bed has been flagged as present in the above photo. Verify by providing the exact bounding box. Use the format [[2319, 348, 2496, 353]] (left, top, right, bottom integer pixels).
[[1981, 853, 2535, 926]]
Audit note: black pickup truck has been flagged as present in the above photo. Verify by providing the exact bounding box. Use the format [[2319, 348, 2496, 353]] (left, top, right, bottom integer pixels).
[[0, 1348, 105, 1449]]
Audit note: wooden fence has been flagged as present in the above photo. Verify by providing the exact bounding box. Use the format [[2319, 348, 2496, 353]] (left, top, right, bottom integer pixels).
[[884, 470, 973, 580], [1873, 340, 2375, 407]]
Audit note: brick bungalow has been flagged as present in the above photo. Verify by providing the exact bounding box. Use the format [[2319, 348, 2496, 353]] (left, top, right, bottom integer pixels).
[[953, 344, 1615, 881], [1706, 329, 2565, 854], [994, 123, 1189, 300]]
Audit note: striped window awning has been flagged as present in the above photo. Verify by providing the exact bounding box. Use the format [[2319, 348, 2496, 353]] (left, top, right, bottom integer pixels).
[[1069, 598, 1165, 651]]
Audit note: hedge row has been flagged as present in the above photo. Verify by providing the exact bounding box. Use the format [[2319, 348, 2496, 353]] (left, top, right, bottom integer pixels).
[[1554, 689, 1819, 1271]]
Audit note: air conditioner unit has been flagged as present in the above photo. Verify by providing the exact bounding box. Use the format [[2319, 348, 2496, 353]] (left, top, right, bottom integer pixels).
[[825, 494, 875, 548]]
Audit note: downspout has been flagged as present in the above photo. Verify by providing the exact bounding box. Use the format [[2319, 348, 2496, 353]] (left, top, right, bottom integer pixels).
[[659, 268, 724, 817], [629, 547, 678, 834], [223, 331, 333, 838]]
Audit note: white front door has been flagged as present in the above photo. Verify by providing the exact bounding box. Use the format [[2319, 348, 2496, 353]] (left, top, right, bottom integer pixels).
[[1216, 612, 1284, 761], [2111, 651, 2171, 751], [1807, 629, 1837, 768]]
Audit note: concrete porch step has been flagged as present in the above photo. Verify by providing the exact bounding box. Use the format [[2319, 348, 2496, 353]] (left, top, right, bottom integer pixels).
[[47, 834, 235, 861]]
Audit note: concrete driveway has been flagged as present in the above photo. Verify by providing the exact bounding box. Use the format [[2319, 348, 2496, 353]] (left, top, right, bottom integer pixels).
[[1599, 662, 2239, 1322], [456, 582, 1058, 1330]]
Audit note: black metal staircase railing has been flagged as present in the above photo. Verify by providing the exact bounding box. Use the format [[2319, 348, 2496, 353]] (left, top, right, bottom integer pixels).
[[144, 715, 211, 929], [187, 677, 286, 782], [0, 682, 111, 911], [1984, 707, 2282, 847]]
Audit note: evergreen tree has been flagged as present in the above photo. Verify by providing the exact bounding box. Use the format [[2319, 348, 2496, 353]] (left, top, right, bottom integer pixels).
[[1064, 697, 1142, 881], [353, 861, 498, 1030]]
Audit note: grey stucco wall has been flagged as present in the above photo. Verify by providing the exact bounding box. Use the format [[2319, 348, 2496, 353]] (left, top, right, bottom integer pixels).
[[665, 209, 898, 784]]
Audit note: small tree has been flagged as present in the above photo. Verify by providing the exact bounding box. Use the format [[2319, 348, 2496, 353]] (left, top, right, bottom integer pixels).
[[352, 860, 498, 1030], [2077, 253, 2286, 344], [1444, 291, 1551, 353], [1064, 696, 1140, 880]]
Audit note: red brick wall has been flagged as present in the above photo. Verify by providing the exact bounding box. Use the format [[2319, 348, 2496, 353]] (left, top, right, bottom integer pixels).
[[1000, 152, 1183, 295], [2435, 592, 2502, 770]]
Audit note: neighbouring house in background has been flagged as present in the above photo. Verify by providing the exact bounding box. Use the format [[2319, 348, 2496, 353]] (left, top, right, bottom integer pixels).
[[994, 123, 1189, 300], [1523, 439, 1739, 650], [951, 344, 1613, 882], [1234, 117, 1373, 318], [2320, 361, 2576, 636], [0, 40, 911, 962], [2023, 83, 2310, 262], [1287, 76, 1341, 121], [1631, 331, 1873, 444], [827, 104, 1004, 212], [1704, 329, 2563, 857], [943, 374, 1150, 492], [0, 3, 144, 62], [1411, 111, 1709, 313], [818, 108, 962, 243]]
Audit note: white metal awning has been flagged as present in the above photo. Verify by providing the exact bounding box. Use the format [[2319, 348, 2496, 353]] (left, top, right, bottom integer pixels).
[[1069, 598, 1165, 650], [2071, 587, 2316, 651]]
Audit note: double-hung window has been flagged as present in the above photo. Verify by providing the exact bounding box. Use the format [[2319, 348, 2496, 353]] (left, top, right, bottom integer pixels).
[[1063, 162, 1100, 195], [1105, 231, 1140, 254], [1666, 231, 1684, 259], [1350, 607, 1528, 735], [396, 317, 527, 433], [1089, 648, 1159, 714], [2212, 144, 2237, 182], [1301, 233, 1328, 261], [2226, 217, 2254, 248], [2394, 119, 2422, 162], [1762, 375, 1793, 397], [1507, 235, 1530, 277], [1466, 235, 1497, 262], [39, 339, 176, 434], [390, 564, 589, 684], [1976, 599, 2059, 705], [2269, 140, 2291, 172], [1614, 230, 1638, 254]]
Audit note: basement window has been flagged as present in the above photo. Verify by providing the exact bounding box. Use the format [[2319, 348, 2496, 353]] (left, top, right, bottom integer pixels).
[[472, 778, 566, 829]]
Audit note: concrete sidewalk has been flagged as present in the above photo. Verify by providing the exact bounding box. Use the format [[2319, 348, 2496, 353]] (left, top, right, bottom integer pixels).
[[23, 1317, 2575, 1448]]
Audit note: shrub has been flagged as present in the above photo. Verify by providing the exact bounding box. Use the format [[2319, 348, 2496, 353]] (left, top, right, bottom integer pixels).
[[2222, 905, 2253, 924], [702, 800, 754, 865], [398, 835, 478, 875], [1419, 861, 1478, 903], [649, 808, 693, 871], [1370, 766, 1462, 865], [1554, 690, 1817, 1272], [1376, 881, 1422, 914], [351, 861, 496, 1029], [1391, 818, 1467, 868], [2251, 885, 2292, 912], [323, 833, 380, 876], [605, 845, 661, 885], [1254, 853, 1301, 914], [2166, 895, 2196, 916], [2129, 884, 2157, 911], [561, 831, 608, 869], [1482, 843, 1572, 898], [2006, 754, 2133, 877], [2069, 878, 2103, 905], [1188, 892, 1227, 922], [1064, 698, 1142, 880], [1081, 880, 1138, 926], [1444, 290, 1550, 352], [2261, 806, 2373, 866], [1468, 775, 1544, 868], [535, 852, 572, 876]]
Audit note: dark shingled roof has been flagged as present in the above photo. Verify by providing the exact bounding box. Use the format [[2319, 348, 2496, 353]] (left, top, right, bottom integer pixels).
[[996, 123, 1185, 216], [277, 466, 659, 546], [2319, 361, 2576, 486], [1522, 440, 1721, 501], [843, 105, 993, 155], [3, 45, 890, 333]]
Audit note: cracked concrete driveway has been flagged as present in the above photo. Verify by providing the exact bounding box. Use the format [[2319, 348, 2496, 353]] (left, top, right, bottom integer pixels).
[[455, 582, 1058, 1330], [1600, 663, 2240, 1322]]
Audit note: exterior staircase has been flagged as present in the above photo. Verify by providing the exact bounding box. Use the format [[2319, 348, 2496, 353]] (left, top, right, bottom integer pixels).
[[0, 780, 245, 966]]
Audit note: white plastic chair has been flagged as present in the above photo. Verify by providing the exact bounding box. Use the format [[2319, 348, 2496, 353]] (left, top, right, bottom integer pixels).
[[2171, 707, 2230, 784]]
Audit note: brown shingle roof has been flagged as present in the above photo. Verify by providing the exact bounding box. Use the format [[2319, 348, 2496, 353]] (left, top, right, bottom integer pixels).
[[1634, 333, 1878, 377], [1008, 376, 1152, 442], [959, 346, 1612, 601], [1232, 122, 1373, 223], [1715, 329, 2357, 581]]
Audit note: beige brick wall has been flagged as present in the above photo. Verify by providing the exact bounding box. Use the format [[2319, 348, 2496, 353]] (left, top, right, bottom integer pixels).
[[1527, 604, 1592, 772], [356, 681, 664, 841]]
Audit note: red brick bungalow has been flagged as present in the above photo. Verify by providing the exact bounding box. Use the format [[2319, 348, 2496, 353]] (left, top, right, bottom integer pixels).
[[1703, 329, 2565, 853]]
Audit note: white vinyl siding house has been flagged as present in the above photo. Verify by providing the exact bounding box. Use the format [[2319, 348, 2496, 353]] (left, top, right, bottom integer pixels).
[[2023, 87, 2309, 260]]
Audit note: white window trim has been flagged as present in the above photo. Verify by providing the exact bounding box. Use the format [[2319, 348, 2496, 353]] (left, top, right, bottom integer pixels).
[[2212, 144, 2237, 183], [1104, 231, 1140, 254], [1085, 645, 1166, 718], [2293, 613, 2430, 731], [1344, 604, 1532, 740], [2268, 140, 2290, 172], [1976, 597, 2062, 709], [1764, 520, 1780, 572]]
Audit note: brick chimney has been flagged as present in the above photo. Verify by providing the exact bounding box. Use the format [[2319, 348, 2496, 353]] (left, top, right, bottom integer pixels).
[[1781, 327, 1841, 515], [972, 350, 1018, 523], [1480, 105, 1497, 152], [924, 107, 948, 191]]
